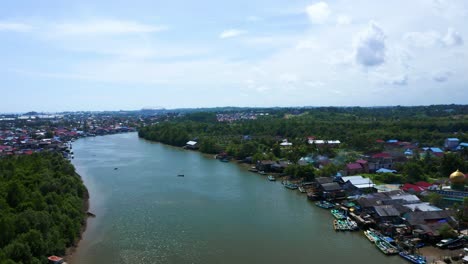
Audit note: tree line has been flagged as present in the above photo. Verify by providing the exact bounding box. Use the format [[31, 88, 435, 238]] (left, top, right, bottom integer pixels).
[[0, 153, 88, 264]]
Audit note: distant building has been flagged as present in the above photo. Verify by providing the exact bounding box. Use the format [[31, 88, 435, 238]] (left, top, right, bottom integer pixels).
[[444, 138, 460, 150]]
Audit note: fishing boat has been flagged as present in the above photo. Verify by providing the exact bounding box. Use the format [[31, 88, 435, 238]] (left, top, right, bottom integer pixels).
[[364, 230, 379, 243], [399, 251, 426, 264], [315, 200, 335, 209], [375, 240, 398, 255], [248, 167, 258, 172], [331, 209, 346, 220], [284, 183, 298, 190], [333, 220, 339, 231], [298, 186, 306, 193], [267, 175, 276, 181]]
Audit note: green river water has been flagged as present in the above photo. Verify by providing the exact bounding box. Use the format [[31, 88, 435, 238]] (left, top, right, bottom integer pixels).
[[69, 132, 404, 264]]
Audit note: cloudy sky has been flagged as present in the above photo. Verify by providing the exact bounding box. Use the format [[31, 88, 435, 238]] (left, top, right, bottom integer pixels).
[[1, 0, 467, 112]]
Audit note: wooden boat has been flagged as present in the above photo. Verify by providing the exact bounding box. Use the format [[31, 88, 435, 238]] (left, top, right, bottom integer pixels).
[[248, 167, 258, 172], [315, 200, 334, 209], [267, 175, 276, 181], [177, 174, 184, 177], [333, 220, 339, 231], [298, 186, 306, 193], [399, 251, 426, 264]]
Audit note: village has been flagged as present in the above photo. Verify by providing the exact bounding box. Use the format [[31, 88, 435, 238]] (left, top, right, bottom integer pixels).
[[0, 112, 137, 158], [240, 138, 468, 264]]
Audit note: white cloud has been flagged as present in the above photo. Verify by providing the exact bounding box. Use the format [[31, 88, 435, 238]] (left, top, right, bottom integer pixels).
[[219, 29, 246, 39], [54, 19, 167, 35], [0, 22, 32, 32], [404, 28, 463, 48], [354, 21, 386, 67], [390, 75, 408, 86], [336, 15, 352, 26], [306, 2, 331, 24], [433, 70, 452, 82], [404, 31, 441, 48], [442, 28, 463, 46]]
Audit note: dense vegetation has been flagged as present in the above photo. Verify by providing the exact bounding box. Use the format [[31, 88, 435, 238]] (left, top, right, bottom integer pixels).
[[139, 105, 468, 181], [0, 153, 88, 264]]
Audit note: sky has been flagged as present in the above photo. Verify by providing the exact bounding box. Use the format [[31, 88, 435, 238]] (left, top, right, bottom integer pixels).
[[0, 0, 467, 112]]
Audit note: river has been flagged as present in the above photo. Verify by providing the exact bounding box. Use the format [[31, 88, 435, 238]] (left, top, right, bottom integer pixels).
[[69, 132, 404, 264]]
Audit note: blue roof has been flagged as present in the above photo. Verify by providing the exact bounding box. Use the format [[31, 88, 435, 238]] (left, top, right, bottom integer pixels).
[[447, 138, 459, 141], [430, 147, 443, 153], [387, 139, 398, 143]]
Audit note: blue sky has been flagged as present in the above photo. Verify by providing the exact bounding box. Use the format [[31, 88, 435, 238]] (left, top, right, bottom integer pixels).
[[1, 0, 467, 112]]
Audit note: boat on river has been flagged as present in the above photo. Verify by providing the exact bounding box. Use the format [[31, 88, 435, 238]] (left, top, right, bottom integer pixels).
[[399, 251, 426, 264], [298, 186, 306, 193], [315, 200, 335, 209], [376, 239, 399, 255], [284, 183, 298, 190], [364, 229, 379, 243], [331, 209, 346, 219], [267, 175, 276, 181]]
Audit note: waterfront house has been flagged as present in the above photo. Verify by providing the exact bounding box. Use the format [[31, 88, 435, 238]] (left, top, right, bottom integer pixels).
[[403, 210, 456, 241], [319, 182, 346, 200], [340, 175, 376, 194], [372, 205, 402, 223], [256, 160, 275, 172], [185, 140, 198, 150]]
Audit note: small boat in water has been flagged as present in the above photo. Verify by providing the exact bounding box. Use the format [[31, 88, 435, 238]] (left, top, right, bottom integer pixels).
[[298, 186, 306, 193], [284, 183, 298, 190], [315, 200, 335, 209], [331, 209, 346, 220], [267, 175, 276, 181], [399, 251, 426, 264]]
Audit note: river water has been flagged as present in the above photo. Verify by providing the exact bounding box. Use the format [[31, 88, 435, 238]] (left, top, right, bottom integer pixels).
[[69, 133, 404, 264]]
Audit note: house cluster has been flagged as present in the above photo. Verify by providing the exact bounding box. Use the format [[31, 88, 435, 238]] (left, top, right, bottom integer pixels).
[[305, 171, 467, 247], [216, 112, 268, 122], [0, 114, 136, 158], [343, 138, 467, 176]]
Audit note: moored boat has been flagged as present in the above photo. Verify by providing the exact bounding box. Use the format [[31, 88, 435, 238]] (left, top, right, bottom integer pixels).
[[298, 186, 306, 193], [315, 200, 335, 209], [331, 209, 346, 220], [399, 251, 426, 264], [284, 183, 298, 190], [267, 175, 276, 181]]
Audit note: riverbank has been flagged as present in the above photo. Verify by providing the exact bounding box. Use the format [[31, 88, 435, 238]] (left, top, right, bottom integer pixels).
[[65, 173, 91, 262]]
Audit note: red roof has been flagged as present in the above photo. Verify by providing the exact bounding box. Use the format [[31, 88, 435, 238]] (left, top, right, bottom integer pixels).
[[401, 183, 425, 192], [356, 159, 368, 164], [346, 163, 363, 170], [48, 256, 63, 261], [376, 139, 385, 143], [24, 150, 33, 155], [414, 181, 432, 188], [372, 152, 391, 159]]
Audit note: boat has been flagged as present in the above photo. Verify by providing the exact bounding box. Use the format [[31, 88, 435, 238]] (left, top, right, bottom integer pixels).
[[298, 186, 306, 193], [375, 240, 399, 255], [114, 167, 118, 170], [267, 175, 276, 181], [258, 171, 266, 175], [364, 230, 378, 243], [248, 167, 258, 172], [315, 200, 335, 209], [220, 158, 229, 162], [331, 209, 346, 220], [177, 174, 184, 177], [399, 251, 426, 264], [333, 220, 339, 231], [284, 183, 298, 190]]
